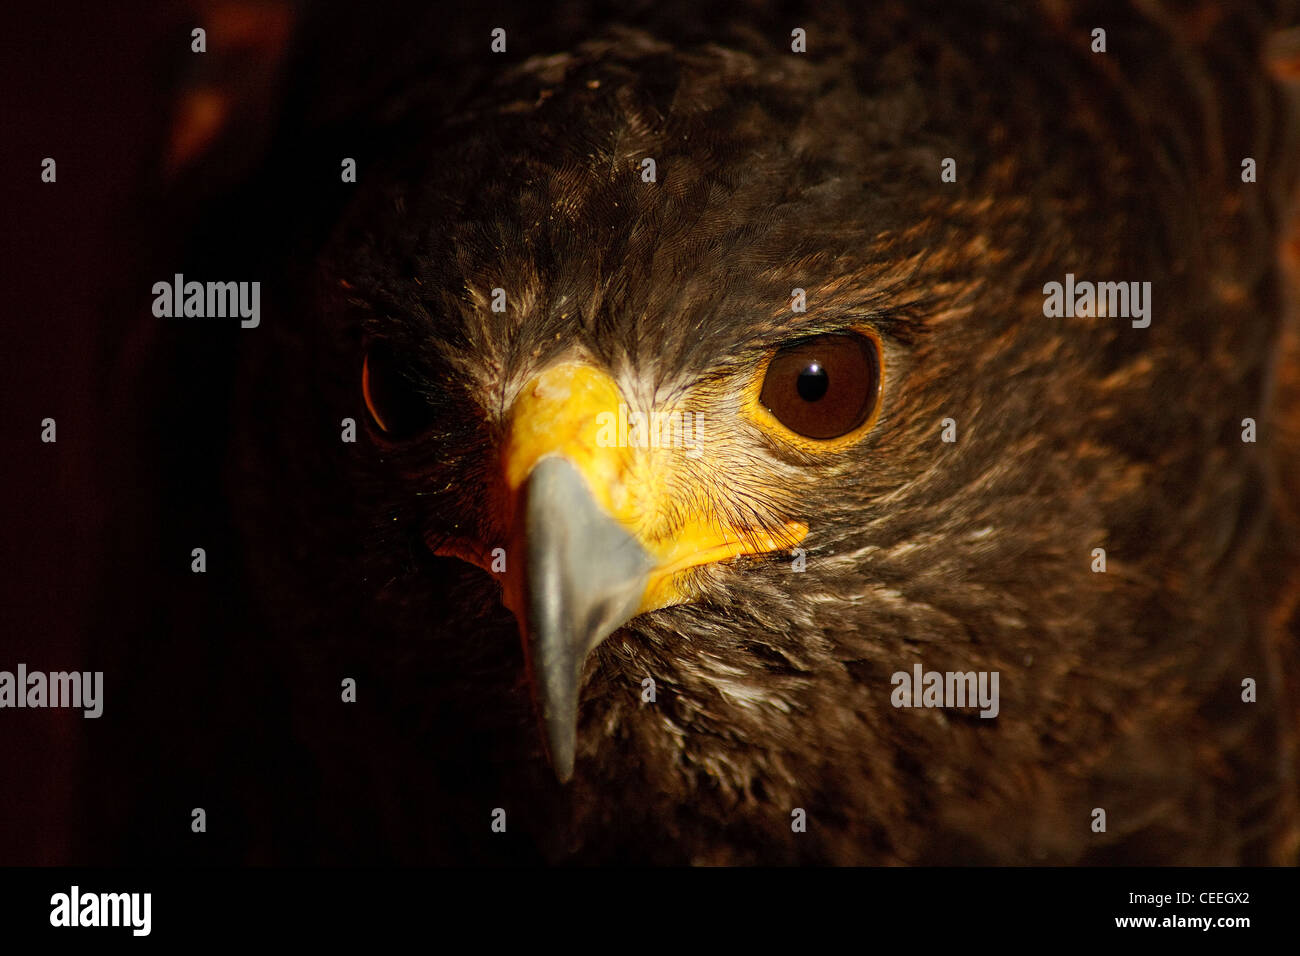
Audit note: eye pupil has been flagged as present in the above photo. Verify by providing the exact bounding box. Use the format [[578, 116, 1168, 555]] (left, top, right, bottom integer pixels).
[[796, 363, 828, 402]]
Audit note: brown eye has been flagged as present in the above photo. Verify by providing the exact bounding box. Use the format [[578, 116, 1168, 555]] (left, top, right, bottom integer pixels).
[[758, 332, 881, 439], [362, 340, 435, 439]]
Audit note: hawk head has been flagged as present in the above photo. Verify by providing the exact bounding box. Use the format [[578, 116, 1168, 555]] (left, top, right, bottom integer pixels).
[[227, 5, 1299, 864]]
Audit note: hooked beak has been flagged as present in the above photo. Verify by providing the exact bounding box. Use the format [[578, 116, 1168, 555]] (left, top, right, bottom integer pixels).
[[519, 456, 655, 781], [438, 361, 807, 782]]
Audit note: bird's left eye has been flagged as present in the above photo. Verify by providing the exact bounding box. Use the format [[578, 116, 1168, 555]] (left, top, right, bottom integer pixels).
[[758, 332, 881, 440], [362, 340, 436, 439]]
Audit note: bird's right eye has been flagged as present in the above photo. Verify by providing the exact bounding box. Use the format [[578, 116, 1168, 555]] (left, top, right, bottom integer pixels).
[[362, 340, 436, 440]]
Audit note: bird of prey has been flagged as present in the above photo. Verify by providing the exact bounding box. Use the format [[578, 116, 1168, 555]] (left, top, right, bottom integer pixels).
[[108, 0, 1300, 865]]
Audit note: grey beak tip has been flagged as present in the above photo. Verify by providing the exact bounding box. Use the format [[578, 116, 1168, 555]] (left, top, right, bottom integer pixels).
[[521, 456, 655, 784], [552, 754, 575, 785], [540, 688, 579, 783]]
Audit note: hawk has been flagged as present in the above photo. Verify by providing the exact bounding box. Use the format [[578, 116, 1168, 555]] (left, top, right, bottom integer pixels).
[[104, 0, 1300, 865]]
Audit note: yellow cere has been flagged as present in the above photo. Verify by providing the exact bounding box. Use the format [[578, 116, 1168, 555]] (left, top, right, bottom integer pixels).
[[502, 362, 808, 613]]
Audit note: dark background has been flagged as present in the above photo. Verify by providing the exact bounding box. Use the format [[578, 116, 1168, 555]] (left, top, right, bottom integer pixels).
[[3, 1, 176, 866]]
